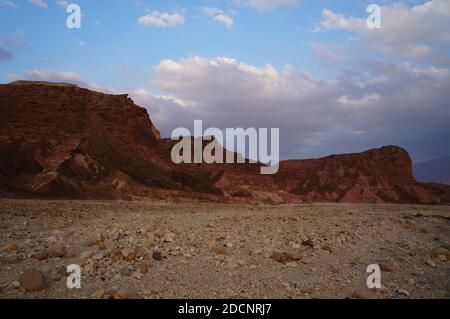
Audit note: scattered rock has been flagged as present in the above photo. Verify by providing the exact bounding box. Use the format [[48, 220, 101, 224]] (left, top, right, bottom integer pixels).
[[431, 247, 450, 259], [250, 249, 262, 257], [214, 245, 229, 255], [138, 261, 148, 274], [45, 244, 66, 258], [270, 253, 289, 264], [424, 256, 436, 268], [321, 245, 332, 253], [303, 239, 314, 248], [85, 233, 104, 246], [397, 288, 410, 297], [113, 291, 127, 299], [80, 250, 93, 260], [152, 251, 162, 261], [122, 248, 136, 261], [4, 244, 17, 252], [94, 289, 106, 299], [301, 257, 314, 264], [379, 263, 393, 272], [93, 253, 104, 261], [286, 262, 298, 268], [18, 269, 45, 292]]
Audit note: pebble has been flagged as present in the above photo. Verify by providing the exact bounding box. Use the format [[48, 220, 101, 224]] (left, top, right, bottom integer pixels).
[[301, 257, 314, 264], [122, 248, 136, 261], [214, 245, 229, 255], [424, 256, 436, 268], [138, 261, 149, 274], [152, 251, 162, 261], [397, 288, 410, 297], [18, 269, 45, 292], [45, 244, 66, 258], [86, 233, 104, 246], [80, 250, 93, 260]]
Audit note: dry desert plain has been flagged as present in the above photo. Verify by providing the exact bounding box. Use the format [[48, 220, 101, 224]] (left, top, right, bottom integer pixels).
[[0, 199, 449, 299]]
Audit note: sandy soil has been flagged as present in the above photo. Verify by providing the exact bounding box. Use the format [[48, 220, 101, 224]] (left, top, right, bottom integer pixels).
[[0, 199, 449, 299]]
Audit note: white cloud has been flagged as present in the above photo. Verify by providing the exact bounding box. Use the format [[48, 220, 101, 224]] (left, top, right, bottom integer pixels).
[[148, 55, 450, 161], [319, 1, 450, 63], [243, 0, 299, 10], [54, 0, 68, 9], [213, 14, 234, 30], [138, 11, 185, 28], [0, 0, 17, 8], [201, 7, 224, 17], [29, 0, 47, 8], [337, 94, 380, 109], [311, 43, 343, 64]]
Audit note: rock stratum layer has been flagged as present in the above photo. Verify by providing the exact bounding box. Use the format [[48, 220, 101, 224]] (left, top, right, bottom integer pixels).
[[0, 82, 445, 204]]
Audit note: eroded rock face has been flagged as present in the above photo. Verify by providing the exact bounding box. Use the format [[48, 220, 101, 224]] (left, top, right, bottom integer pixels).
[[0, 81, 444, 204], [0, 82, 221, 199]]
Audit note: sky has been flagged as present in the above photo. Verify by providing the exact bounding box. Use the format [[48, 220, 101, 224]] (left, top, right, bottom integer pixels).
[[1, 0, 449, 163]]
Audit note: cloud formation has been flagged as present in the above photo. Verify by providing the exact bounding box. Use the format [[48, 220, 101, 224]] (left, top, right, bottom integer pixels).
[[0, 0, 16, 8], [141, 55, 450, 162], [242, 0, 299, 10], [29, 0, 47, 8], [138, 11, 185, 27], [320, 0, 450, 63]]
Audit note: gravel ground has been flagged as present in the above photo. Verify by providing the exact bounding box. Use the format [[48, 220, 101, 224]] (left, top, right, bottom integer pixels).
[[0, 199, 449, 299]]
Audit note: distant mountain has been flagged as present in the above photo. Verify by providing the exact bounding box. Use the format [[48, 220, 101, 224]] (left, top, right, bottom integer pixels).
[[414, 156, 450, 185], [0, 81, 445, 204]]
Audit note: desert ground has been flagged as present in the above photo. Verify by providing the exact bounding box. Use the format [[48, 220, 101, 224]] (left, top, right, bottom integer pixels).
[[0, 199, 449, 299]]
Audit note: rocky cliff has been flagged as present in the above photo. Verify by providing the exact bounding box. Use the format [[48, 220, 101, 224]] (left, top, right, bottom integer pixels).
[[0, 81, 444, 204]]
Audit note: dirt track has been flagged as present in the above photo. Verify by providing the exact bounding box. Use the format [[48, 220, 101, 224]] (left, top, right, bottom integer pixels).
[[0, 200, 449, 299]]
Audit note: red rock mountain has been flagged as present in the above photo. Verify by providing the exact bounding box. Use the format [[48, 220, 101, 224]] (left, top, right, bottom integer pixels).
[[0, 81, 445, 204]]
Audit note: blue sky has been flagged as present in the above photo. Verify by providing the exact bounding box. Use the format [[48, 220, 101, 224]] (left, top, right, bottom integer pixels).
[[1, 0, 450, 162]]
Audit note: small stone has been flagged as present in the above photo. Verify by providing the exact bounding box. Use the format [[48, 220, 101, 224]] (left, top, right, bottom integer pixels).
[[94, 289, 106, 299], [397, 288, 410, 297], [280, 282, 291, 289], [250, 249, 262, 257], [120, 269, 132, 277], [270, 253, 289, 264], [152, 251, 162, 261], [286, 262, 298, 268], [321, 245, 332, 253], [121, 248, 136, 261], [303, 239, 314, 248], [214, 245, 229, 255], [5, 244, 17, 252], [379, 263, 393, 272], [85, 233, 104, 246], [11, 281, 20, 288], [80, 250, 93, 260], [287, 251, 304, 260], [93, 253, 104, 260], [45, 244, 66, 258], [301, 257, 314, 264], [18, 269, 45, 292], [424, 256, 436, 268], [113, 291, 127, 299], [431, 247, 450, 259], [138, 261, 148, 274], [33, 250, 48, 261], [160, 231, 176, 243], [2, 255, 21, 264]]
